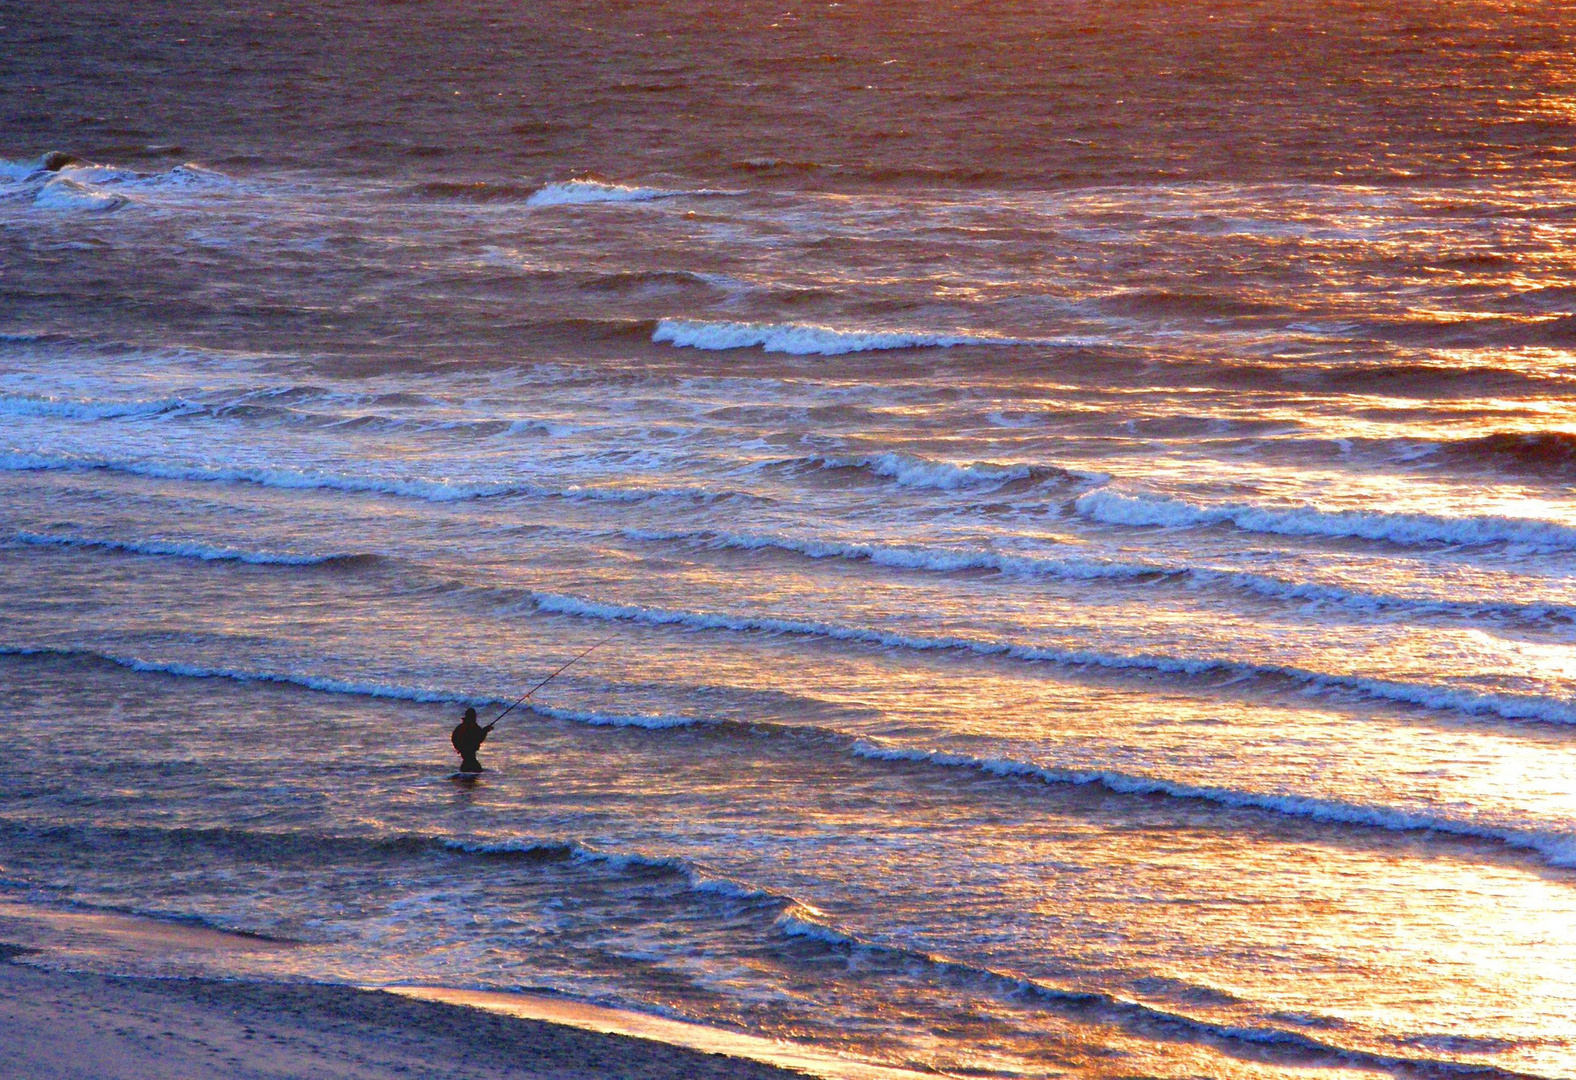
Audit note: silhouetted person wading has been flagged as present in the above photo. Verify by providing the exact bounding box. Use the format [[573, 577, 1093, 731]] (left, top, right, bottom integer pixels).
[[451, 707, 494, 773]]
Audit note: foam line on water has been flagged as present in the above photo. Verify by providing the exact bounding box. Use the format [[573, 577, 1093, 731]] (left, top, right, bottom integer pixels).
[[32, 177, 126, 211], [524, 591, 1576, 725], [0, 394, 192, 420], [619, 526, 1166, 579], [772, 911, 1545, 1078], [1077, 489, 1576, 551], [0, 645, 488, 707], [618, 526, 1576, 628], [10, 532, 369, 567], [850, 741, 1576, 868], [652, 318, 1063, 356], [35, 515, 1559, 636], [431, 837, 1541, 1074], [525, 179, 729, 207], [0, 451, 742, 507], [443, 836, 793, 908], [7, 644, 1570, 872], [0, 644, 697, 732], [58, 162, 233, 190], [0, 383, 588, 440], [799, 451, 1086, 491]]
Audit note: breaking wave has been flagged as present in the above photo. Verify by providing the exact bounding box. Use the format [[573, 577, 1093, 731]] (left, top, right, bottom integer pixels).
[[7, 158, 232, 211], [33, 176, 125, 211], [54, 161, 233, 190], [0, 644, 692, 733], [620, 525, 1160, 578], [1076, 489, 1576, 551], [0, 383, 585, 439], [652, 318, 1051, 356], [525, 179, 726, 207], [616, 526, 1576, 628], [0, 393, 192, 420], [0, 451, 744, 507], [9, 531, 373, 568], [772, 908, 1547, 1078], [797, 451, 1082, 491], [852, 741, 1576, 868], [524, 590, 1576, 725]]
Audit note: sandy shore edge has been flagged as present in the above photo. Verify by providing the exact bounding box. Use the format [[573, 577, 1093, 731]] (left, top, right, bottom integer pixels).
[[0, 897, 919, 1080], [0, 958, 814, 1079]]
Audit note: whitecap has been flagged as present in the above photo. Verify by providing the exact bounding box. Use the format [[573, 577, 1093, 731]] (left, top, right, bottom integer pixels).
[[1076, 488, 1576, 551], [524, 589, 1576, 725], [525, 179, 720, 207], [33, 177, 125, 211], [652, 318, 1043, 356], [0, 450, 741, 507], [851, 740, 1576, 868], [0, 393, 190, 420]]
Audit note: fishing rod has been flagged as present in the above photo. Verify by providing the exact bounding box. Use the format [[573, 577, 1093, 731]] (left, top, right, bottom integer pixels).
[[488, 635, 616, 727]]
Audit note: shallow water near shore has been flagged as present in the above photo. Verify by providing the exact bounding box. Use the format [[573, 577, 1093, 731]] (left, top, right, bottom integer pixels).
[[3, 2, 1576, 1077]]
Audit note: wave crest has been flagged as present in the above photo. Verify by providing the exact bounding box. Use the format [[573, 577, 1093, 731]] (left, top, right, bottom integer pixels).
[[1076, 489, 1576, 551], [0, 393, 191, 420], [10, 532, 372, 568], [852, 741, 1576, 868], [525, 179, 725, 207], [804, 451, 1072, 491], [524, 590, 1576, 725], [652, 318, 1047, 356], [620, 526, 1574, 628], [0, 451, 742, 507], [33, 176, 125, 211]]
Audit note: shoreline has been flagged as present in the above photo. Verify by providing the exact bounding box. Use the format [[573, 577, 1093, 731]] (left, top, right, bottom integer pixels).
[[0, 896, 922, 1080], [0, 962, 810, 1080]]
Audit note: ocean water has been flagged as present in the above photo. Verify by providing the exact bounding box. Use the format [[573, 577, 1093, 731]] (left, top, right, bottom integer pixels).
[[3, 1, 1576, 1076]]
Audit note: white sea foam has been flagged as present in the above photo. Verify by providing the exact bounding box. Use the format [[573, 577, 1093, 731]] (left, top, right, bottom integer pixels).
[[0, 450, 522, 501], [0, 157, 40, 181], [525, 701, 700, 731], [620, 526, 1163, 581], [811, 452, 1038, 490], [121, 163, 232, 189], [525, 179, 719, 207], [11, 531, 355, 567], [447, 836, 791, 909], [0, 451, 736, 507], [525, 590, 1576, 724], [0, 393, 190, 420], [1190, 567, 1576, 625], [54, 164, 141, 185], [774, 908, 860, 947], [1076, 489, 1576, 550], [773, 894, 1431, 1070], [0, 645, 481, 708], [56, 162, 234, 191], [850, 741, 1576, 868], [0, 644, 708, 736], [33, 177, 125, 211], [620, 526, 1574, 626], [652, 318, 1041, 356]]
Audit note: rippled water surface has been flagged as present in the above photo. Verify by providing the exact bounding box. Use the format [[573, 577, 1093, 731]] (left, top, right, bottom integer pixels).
[[3, 2, 1576, 1077]]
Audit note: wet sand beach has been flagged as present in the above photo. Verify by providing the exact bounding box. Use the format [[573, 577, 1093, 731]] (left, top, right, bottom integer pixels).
[[0, 961, 812, 1080], [0, 901, 829, 1080]]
